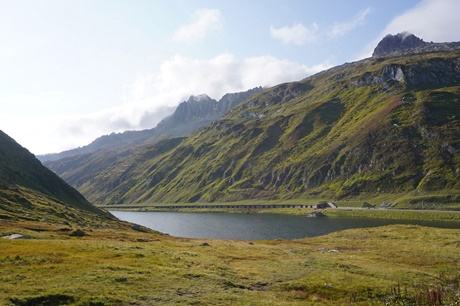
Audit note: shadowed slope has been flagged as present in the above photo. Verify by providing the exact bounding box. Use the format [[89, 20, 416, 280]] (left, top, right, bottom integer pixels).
[[0, 130, 113, 222]]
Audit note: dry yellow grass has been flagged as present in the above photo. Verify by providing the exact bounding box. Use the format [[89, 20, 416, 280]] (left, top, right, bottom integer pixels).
[[1, 219, 459, 305]]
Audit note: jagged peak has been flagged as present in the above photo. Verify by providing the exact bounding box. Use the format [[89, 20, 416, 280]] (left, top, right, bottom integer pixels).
[[189, 94, 212, 102], [373, 32, 426, 57], [391, 31, 416, 41], [398, 31, 415, 40]]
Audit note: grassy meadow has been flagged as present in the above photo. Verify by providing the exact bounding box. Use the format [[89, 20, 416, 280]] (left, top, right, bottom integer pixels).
[[1, 218, 459, 305]]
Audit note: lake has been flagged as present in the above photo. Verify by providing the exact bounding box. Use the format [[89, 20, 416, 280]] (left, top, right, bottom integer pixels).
[[110, 211, 460, 240]]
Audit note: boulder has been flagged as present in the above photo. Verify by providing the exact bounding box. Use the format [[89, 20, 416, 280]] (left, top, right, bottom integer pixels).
[[2, 234, 23, 239]]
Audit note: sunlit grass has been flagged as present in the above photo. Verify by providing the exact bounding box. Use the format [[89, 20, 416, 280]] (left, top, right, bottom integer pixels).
[[1, 219, 459, 305]]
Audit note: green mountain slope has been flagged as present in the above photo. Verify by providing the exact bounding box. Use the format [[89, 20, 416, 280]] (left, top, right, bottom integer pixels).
[[0, 130, 115, 224], [50, 137, 187, 204], [51, 50, 460, 204]]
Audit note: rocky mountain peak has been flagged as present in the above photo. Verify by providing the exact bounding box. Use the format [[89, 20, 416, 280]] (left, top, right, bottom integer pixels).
[[189, 94, 213, 102], [373, 32, 426, 57], [165, 88, 264, 124], [173, 95, 218, 121]]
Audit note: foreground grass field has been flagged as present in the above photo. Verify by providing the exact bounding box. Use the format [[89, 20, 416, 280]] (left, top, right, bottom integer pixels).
[[1, 219, 459, 305]]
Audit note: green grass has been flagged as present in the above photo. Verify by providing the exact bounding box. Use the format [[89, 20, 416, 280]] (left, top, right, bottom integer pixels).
[[326, 209, 460, 222], [1, 219, 459, 305]]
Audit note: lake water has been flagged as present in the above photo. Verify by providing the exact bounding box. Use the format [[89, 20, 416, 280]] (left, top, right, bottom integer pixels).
[[110, 211, 460, 240]]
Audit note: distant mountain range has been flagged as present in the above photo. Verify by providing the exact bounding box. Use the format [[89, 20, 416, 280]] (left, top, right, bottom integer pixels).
[[38, 87, 263, 163], [43, 33, 460, 205]]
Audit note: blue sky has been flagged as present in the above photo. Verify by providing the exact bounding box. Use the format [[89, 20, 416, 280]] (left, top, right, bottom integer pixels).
[[1, 0, 459, 154]]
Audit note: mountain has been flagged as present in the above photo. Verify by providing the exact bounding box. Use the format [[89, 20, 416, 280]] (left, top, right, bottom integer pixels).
[[45, 137, 187, 204], [0, 130, 114, 224], [373, 32, 460, 57], [155, 88, 263, 137], [42, 88, 263, 203], [38, 87, 263, 163], [373, 32, 426, 56], [46, 35, 460, 205]]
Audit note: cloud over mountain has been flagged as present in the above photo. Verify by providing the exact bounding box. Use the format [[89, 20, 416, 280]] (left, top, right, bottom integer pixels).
[[23, 53, 327, 154], [359, 0, 460, 58]]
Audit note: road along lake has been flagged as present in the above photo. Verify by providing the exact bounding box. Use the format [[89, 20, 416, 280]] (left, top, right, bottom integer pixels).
[[110, 211, 460, 240]]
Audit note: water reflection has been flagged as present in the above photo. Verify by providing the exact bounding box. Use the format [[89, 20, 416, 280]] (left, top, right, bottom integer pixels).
[[111, 211, 460, 240]]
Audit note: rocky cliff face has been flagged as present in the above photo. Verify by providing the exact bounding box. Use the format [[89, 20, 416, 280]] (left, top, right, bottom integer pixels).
[[170, 95, 219, 121], [218, 87, 264, 113], [354, 59, 460, 88], [373, 32, 460, 57], [158, 95, 220, 130]]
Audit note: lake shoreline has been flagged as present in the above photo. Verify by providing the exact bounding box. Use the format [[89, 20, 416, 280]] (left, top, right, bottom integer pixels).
[[101, 205, 460, 223]]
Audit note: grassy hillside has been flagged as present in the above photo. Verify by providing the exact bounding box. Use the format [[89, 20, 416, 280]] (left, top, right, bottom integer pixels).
[[47, 50, 460, 205], [0, 130, 119, 226], [48, 137, 187, 204]]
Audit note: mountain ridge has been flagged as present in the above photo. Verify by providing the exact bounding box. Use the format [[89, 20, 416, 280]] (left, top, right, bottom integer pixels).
[[38, 87, 263, 163]]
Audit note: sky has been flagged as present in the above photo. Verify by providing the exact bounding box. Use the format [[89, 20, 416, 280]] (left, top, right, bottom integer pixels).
[[1, 0, 459, 155]]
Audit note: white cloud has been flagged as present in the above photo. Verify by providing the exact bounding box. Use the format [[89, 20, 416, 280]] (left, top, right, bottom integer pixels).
[[154, 54, 329, 100], [0, 115, 59, 155], [328, 7, 371, 38], [14, 53, 329, 154], [172, 8, 222, 43], [1, 103, 175, 155], [154, 54, 241, 100], [270, 7, 371, 45], [270, 22, 318, 45], [241, 56, 329, 88], [359, 0, 460, 58]]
